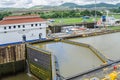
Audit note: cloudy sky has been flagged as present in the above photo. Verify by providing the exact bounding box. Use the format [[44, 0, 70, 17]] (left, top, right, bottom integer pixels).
[[0, 0, 120, 8]]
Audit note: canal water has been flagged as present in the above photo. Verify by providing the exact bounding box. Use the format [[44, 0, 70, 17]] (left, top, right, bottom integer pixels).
[[33, 41, 103, 78], [1, 73, 35, 80], [70, 32, 120, 61]]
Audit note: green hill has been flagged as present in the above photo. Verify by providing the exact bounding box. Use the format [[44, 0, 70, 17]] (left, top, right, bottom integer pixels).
[[60, 2, 119, 8]]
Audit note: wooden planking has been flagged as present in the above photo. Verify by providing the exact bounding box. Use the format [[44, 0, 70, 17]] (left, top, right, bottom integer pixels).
[[0, 44, 26, 64]]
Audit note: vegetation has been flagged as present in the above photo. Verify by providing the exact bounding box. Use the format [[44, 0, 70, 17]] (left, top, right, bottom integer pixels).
[[109, 14, 120, 19], [50, 18, 83, 25], [1, 8, 120, 27], [0, 12, 12, 20], [41, 10, 102, 19], [22, 10, 102, 19], [49, 17, 100, 25], [108, 26, 120, 30], [80, 10, 102, 16], [0, 10, 101, 25], [110, 7, 120, 13]]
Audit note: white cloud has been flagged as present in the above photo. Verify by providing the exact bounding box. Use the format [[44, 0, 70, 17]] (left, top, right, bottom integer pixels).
[[32, 0, 48, 5], [0, 0, 120, 8], [0, 0, 16, 6], [14, 0, 32, 8], [0, 0, 32, 8]]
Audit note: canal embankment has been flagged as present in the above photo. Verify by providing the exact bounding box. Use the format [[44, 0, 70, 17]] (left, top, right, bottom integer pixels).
[[0, 44, 26, 78]]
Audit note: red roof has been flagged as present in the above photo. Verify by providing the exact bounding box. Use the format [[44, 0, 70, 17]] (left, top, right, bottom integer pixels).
[[0, 15, 46, 25]]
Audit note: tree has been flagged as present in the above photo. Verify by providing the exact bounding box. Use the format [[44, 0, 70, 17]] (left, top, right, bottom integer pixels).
[[90, 10, 102, 16], [80, 10, 91, 16], [0, 12, 12, 20]]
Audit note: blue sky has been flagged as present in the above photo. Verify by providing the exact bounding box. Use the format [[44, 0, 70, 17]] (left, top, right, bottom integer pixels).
[[0, 0, 120, 8]]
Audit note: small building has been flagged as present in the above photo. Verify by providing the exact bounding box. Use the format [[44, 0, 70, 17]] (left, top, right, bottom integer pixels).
[[98, 16, 115, 26], [0, 15, 48, 46], [105, 16, 116, 26]]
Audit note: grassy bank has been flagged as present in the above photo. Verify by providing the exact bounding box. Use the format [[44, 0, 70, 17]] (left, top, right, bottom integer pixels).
[[109, 14, 120, 19], [47, 13, 120, 26], [108, 26, 120, 30], [49, 17, 100, 26]]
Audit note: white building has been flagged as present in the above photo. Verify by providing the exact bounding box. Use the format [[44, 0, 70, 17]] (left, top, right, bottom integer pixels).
[[0, 15, 48, 46], [97, 16, 119, 27], [105, 16, 116, 26]]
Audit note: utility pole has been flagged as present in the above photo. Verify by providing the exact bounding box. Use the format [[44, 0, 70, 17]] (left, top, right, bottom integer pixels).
[[61, 0, 64, 25], [94, 0, 97, 28]]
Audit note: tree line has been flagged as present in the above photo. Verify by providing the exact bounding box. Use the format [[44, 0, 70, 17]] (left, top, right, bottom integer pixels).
[[22, 10, 103, 19], [110, 7, 120, 13], [0, 12, 12, 20], [0, 10, 103, 20]]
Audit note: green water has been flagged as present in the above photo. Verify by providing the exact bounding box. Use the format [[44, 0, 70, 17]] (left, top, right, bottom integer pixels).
[[33, 42, 103, 78], [1, 73, 35, 80], [70, 32, 120, 61]]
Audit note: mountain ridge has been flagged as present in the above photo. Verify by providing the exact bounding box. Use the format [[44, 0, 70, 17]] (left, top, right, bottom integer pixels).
[[60, 2, 120, 8], [0, 2, 120, 12]]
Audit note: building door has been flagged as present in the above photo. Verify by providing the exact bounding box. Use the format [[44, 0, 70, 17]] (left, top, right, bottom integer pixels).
[[39, 33, 42, 39], [22, 35, 26, 42]]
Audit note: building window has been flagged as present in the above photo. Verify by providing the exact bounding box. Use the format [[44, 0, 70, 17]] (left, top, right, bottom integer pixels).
[[13, 25, 16, 28], [4, 27, 6, 30], [18, 25, 20, 28], [35, 24, 38, 26], [31, 24, 33, 27], [39, 24, 41, 26], [23, 25, 25, 28], [9, 26, 11, 29]]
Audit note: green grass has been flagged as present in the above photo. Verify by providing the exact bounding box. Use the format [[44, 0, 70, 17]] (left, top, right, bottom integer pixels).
[[53, 18, 83, 25], [109, 14, 120, 19], [49, 17, 100, 26], [49, 14, 120, 26], [108, 26, 120, 30]]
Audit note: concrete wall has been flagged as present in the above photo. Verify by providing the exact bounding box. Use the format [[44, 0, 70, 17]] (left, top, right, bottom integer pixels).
[[0, 60, 26, 78], [49, 22, 95, 33], [62, 40, 108, 63], [0, 44, 25, 64]]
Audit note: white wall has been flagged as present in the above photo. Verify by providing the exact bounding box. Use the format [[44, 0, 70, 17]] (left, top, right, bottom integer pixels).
[[0, 21, 48, 45], [0, 22, 47, 32]]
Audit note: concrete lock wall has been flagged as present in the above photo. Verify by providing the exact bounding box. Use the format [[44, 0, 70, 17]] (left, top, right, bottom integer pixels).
[[0, 60, 25, 78], [62, 40, 108, 63], [26, 38, 109, 80], [49, 22, 95, 33], [0, 44, 26, 77], [0, 44, 25, 64], [27, 45, 53, 80]]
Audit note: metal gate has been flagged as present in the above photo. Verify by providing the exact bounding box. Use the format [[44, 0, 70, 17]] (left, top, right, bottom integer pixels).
[[27, 45, 52, 80]]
